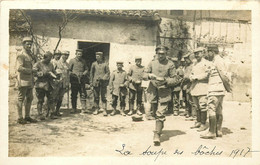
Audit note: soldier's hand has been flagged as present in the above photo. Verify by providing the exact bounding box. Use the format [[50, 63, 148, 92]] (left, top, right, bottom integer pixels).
[[37, 72, 44, 77], [148, 73, 157, 80]]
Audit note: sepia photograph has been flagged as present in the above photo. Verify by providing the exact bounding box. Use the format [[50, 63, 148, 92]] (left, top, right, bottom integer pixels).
[[1, 1, 260, 165]]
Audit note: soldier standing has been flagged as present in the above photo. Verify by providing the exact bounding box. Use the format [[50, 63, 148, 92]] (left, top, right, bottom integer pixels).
[[90, 52, 110, 116], [69, 49, 89, 114], [201, 45, 226, 139], [127, 56, 145, 116], [190, 47, 211, 132], [53, 51, 70, 116], [33, 51, 58, 120], [144, 45, 178, 146], [16, 37, 37, 124], [181, 53, 195, 119], [109, 61, 128, 116]]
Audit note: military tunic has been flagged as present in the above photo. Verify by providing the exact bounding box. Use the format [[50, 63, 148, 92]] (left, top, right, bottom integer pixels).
[[90, 61, 110, 107], [109, 69, 128, 108], [128, 65, 145, 106], [144, 58, 177, 121], [69, 57, 89, 109]]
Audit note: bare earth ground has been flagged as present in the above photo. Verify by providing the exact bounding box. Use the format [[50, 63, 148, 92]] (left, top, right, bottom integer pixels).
[[8, 87, 252, 159]]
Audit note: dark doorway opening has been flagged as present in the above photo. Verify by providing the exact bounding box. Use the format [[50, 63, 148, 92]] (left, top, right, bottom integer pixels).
[[78, 41, 110, 69]]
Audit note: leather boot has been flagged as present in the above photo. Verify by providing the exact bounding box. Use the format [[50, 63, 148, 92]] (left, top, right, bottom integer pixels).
[[81, 99, 86, 113], [128, 102, 134, 116], [71, 98, 77, 114], [101, 101, 107, 116], [93, 100, 99, 115], [55, 100, 62, 116], [197, 111, 207, 132], [200, 115, 216, 139], [191, 110, 201, 129], [119, 107, 126, 116], [110, 106, 117, 116], [153, 120, 164, 146], [37, 103, 45, 120], [24, 100, 37, 123], [136, 104, 142, 116], [17, 100, 23, 119], [216, 114, 223, 137]]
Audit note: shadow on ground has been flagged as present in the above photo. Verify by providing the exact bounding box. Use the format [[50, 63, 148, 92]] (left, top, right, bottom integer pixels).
[[160, 130, 186, 142]]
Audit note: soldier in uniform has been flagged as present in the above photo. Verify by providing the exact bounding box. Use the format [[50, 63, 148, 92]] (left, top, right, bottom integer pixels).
[[181, 53, 196, 119], [144, 45, 179, 146], [53, 50, 70, 116], [51, 50, 61, 69], [33, 51, 58, 120], [127, 56, 145, 116], [190, 47, 211, 132], [90, 52, 110, 116], [16, 37, 37, 124], [69, 49, 89, 114], [201, 45, 226, 139], [109, 61, 128, 116]]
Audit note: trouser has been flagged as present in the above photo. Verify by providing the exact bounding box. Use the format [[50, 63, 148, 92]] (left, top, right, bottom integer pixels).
[[112, 94, 126, 109], [129, 88, 143, 109], [93, 83, 107, 109], [155, 102, 168, 122], [192, 95, 207, 124], [54, 86, 67, 113], [173, 91, 180, 112], [71, 82, 86, 109], [208, 95, 224, 117], [186, 92, 195, 116], [17, 86, 33, 119], [36, 88, 55, 115]]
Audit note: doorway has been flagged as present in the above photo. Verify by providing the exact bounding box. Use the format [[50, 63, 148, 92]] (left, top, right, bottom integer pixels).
[[78, 41, 110, 69]]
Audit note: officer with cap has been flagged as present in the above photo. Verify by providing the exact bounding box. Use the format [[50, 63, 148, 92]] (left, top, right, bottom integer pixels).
[[90, 51, 110, 116], [33, 51, 58, 120], [53, 50, 70, 116], [144, 45, 178, 146], [109, 61, 128, 116], [201, 44, 226, 139], [190, 47, 211, 132], [69, 49, 90, 114], [127, 56, 145, 116], [16, 36, 37, 124]]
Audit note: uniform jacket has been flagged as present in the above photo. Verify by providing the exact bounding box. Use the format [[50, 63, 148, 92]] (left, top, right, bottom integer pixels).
[[90, 61, 110, 87], [109, 69, 128, 96], [190, 58, 211, 96], [16, 48, 36, 88], [128, 64, 145, 91], [181, 64, 193, 93], [69, 57, 89, 84], [208, 55, 226, 96], [56, 59, 70, 89], [33, 61, 57, 91]]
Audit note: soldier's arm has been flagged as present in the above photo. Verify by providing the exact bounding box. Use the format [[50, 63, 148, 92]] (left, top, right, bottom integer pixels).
[[103, 63, 110, 81], [143, 62, 153, 80], [109, 72, 115, 90], [123, 72, 129, 87], [166, 63, 180, 86], [83, 61, 89, 76], [33, 62, 44, 77], [16, 55, 32, 74], [127, 66, 133, 82], [90, 63, 95, 83], [68, 59, 74, 72]]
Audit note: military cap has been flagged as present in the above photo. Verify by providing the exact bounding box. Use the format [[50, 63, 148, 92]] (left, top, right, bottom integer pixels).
[[54, 50, 61, 55], [76, 49, 83, 52], [43, 51, 53, 58], [207, 45, 219, 53], [155, 44, 169, 52], [61, 50, 70, 55], [194, 47, 205, 53], [135, 56, 142, 60], [96, 52, 103, 55], [116, 61, 124, 64], [22, 37, 33, 43], [132, 114, 143, 122], [157, 49, 166, 54], [183, 52, 192, 58], [171, 57, 178, 61]]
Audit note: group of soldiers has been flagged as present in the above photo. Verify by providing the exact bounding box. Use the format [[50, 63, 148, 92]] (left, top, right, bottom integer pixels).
[[16, 36, 227, 146]]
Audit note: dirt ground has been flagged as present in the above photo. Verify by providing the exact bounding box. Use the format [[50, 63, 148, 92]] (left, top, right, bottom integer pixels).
[[8, 86, 252, 159]]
